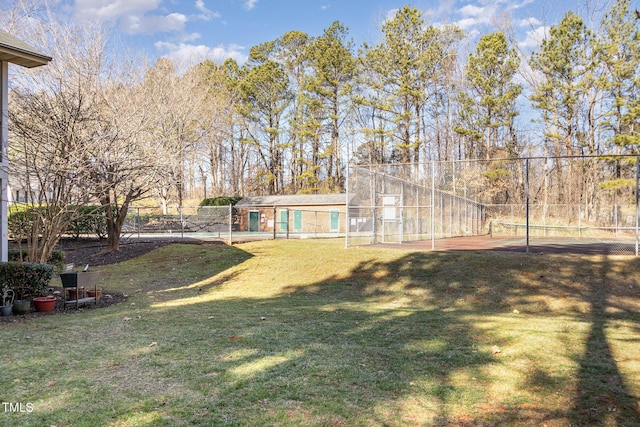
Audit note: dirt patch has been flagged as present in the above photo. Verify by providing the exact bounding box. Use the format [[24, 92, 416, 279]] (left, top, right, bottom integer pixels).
[[58, 238, 182, 267]]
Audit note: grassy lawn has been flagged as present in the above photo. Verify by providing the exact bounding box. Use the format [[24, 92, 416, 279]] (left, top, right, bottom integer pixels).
[[2, 239, 640, 426]]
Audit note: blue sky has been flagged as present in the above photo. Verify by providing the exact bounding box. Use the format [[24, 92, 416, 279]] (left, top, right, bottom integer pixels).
[[58, 0, 603, 66]]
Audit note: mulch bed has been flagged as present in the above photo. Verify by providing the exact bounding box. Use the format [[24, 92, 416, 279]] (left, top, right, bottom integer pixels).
[[1, 238, 185, 323]]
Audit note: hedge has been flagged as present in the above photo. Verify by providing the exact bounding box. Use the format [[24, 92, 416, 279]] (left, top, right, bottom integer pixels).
[[0, 262, 54, 298], [8, 204, 109, 240], [8, 249, 65, 269], [67, 205, 109, 239], [199, 196, 242, 207]]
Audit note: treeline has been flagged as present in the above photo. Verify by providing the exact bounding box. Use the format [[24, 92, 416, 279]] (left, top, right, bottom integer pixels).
[[184, 1, 639, 197], [2, 1, 639, 259], [188, 1, 637, 198]]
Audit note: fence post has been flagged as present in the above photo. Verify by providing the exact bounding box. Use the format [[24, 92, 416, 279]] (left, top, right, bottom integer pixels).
[[431, 161, 436, 250], [286, 208, 290, 240], [636, 157, 640, 256], [228, 204, 233, 245], [372, 171, 378, 244], [578, 205, 582, 238], [526, 158, 530, 253]]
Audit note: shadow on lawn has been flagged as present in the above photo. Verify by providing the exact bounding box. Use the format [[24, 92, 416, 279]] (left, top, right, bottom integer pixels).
[[29, 246, 640, 426], [568, 254, 640, 426], [267, 251, 640, 425], [145, 249, 640, 426]]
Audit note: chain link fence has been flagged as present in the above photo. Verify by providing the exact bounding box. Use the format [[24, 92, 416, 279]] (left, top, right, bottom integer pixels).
[[121, 206, 236, 241], [347, 156, 640, 255], [120, 205, 346, 243]]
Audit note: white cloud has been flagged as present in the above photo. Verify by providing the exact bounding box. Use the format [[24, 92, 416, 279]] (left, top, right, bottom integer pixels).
[[384, 8, 399, 23], [75, 0, 161, 20], [438, 0, 457, 14], [459, 4, 485, 17], [244, 0, 258, 11], [512, 0, 535, 9], [155, 41, 248, 68], [456, 3, 497, 28], [519, 25, 549, 49], [182, 32, 202, 42], [121, 13, 187, 35], [195, 0, 221, 21], [518, 17, 541, 27], [457, 18, 479, 28]]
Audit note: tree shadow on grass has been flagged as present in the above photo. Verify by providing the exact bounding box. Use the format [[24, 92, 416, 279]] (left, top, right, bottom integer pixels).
[[569, 254, 640, 426], [139, 250, 640, 425], [19, 247, 640, 426]]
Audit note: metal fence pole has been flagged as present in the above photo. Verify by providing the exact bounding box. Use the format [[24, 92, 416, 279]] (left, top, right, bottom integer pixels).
[[228, 204, 233, 245], [345, 164, 350, 248], [525, 158, 530, 252], [431, 161, 436, 250], [372, 171, 378, 244], [636, 157, 640, 256]]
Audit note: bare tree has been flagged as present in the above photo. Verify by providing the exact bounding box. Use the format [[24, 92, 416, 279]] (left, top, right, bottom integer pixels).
[[8, 20, 108, 262]]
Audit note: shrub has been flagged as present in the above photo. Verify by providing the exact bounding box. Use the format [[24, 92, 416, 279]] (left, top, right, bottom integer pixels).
[[199, 196, 242, 207], [67, 205, 109, 239], [8, 249, 65, 270], [7, 249, 64, 269], [7, 204, 39, 240], [0, 262, 54, 298]]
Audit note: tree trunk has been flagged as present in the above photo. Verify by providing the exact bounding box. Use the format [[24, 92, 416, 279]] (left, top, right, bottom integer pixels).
[[103, 193, 133, 252]]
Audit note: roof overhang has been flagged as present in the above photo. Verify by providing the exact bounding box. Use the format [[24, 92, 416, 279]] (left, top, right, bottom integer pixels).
[[0, 29, 51, 68]]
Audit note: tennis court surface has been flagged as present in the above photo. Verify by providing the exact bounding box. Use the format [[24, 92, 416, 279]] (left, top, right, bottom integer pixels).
[[371, 235, 638, 256]]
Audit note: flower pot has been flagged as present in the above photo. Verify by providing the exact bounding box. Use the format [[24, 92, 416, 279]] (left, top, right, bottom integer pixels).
[[13, 300, 31, 315], [33, 297, 56, 313], [67, 288, 86, 301], [0, 305, 12, 316], [87, 289, 102, 301]]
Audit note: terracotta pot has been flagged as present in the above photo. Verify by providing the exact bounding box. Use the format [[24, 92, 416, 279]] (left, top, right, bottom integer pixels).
[[67, 288, 86, 301], [87, 289, 102, 301], [33, 297, 56, 313]]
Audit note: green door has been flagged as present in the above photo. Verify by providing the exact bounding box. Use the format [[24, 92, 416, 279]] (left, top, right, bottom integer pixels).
[[249, 211, 259, 232], [279, 210, 288, 231], [330, 210, 340, 232], [293, 210, 302, 232]]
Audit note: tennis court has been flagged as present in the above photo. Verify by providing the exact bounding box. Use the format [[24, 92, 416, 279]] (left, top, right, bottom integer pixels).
[[371, 234, 639, 255]]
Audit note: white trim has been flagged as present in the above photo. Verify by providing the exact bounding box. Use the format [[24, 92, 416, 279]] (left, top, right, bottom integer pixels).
[[1, 61, 8, 262]]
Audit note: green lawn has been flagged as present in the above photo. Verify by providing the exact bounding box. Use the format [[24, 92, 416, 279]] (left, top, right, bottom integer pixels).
[[2, 239, 640, 426]]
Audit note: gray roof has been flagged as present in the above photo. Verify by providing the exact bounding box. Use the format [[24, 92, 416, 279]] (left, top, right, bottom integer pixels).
[[236, 193, 347, 207], [0, 28, 51, 68]]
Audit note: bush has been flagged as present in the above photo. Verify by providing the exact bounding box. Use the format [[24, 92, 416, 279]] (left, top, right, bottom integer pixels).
[[7, 204, 39, 240], [199, 196, 242, 207], [9, 204, 110, 240], [67, 205, 109, 239], [0, 262, 54, 298], [8, 249, 65, 270]]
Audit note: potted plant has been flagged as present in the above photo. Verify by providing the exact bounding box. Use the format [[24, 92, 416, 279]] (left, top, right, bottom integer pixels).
[[1, 286, 14, 316]]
